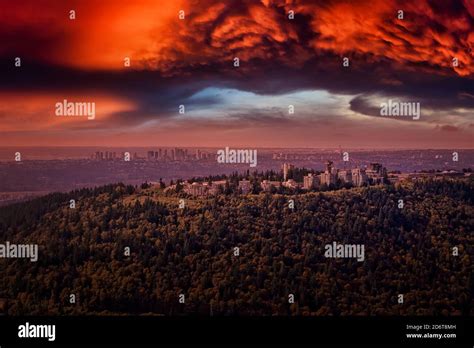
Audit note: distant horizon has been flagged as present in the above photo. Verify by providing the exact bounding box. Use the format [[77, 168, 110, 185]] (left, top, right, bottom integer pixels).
[[1, 146, 474, 150]]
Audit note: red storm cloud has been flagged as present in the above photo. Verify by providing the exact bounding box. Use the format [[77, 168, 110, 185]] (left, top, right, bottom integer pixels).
[[0, 0, 472, 77]]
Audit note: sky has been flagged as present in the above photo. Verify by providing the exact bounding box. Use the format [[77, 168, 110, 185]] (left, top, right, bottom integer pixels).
[[0, 0, 473, 148]]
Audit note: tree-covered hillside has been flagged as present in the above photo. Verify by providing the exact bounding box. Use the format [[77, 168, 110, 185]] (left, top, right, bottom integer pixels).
[[0, 179, 472, 316]]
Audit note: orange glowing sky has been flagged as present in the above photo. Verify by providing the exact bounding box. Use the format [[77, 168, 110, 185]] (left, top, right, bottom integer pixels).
[[0, 0, 473, 148]]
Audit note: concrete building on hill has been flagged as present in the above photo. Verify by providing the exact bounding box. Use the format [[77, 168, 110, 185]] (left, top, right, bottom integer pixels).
[[282, 163, 295, 181], [261, 180, 282, 192], [352, 168, 368, 187], [303, 173, 320, 189], [338, 169, 352, 184]]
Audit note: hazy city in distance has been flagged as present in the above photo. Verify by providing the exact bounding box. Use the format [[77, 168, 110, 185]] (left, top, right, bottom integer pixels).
[[0, 146, 472, 206]]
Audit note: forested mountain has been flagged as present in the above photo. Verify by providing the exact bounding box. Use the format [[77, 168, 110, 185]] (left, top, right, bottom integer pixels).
[[0, 179, 472, 316]]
